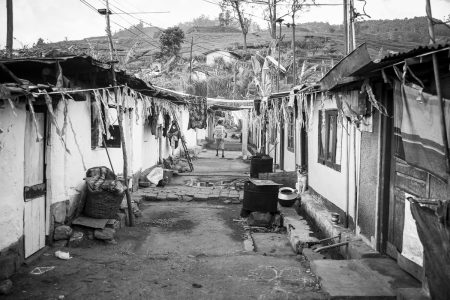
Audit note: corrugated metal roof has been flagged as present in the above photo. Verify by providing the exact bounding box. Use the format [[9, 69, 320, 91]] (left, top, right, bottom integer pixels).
[[378, 43, 450, 63]]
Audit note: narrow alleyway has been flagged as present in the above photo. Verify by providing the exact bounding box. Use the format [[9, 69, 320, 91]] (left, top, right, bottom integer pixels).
[[4, 149, 326, 300]]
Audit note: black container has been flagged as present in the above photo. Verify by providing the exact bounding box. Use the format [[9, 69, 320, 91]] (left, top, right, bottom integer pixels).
[[243, 181, 279, 213], [250, 154, 273, 178]]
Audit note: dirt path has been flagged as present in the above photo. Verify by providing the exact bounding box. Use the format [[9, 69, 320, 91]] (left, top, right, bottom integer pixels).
[[6, 200, 325, 300], [5, 150, 326, 299]]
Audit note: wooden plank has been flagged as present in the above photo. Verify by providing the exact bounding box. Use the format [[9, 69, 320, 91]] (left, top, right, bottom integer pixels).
[[395, 162, 428, 181], [24, 201, 32, 258], [72, 216, 109, 229], [39, 197, 45, 249], [397, 253, 424, 281], [395, 172, 427, 198], [392, 191, 405, 252]]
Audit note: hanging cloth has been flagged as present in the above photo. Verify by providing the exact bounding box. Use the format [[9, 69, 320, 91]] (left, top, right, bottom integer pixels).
[[410, 201, 450, 300], [394, 81, 450, 180], [188, 96, 207, 130]]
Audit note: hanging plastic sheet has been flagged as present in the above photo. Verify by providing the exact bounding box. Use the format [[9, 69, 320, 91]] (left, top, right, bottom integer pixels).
[[411, 201, 450, 300], [43, 92, 70, 154], [26, 96, 43, 142], [394, 81, 450, 180]]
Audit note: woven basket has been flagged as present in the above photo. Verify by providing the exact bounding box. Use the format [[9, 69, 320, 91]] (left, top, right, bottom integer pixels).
[[83, 180, 124, 219]]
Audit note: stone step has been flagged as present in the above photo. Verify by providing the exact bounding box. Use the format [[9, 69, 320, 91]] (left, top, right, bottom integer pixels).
[[311, 258, 421, 299]]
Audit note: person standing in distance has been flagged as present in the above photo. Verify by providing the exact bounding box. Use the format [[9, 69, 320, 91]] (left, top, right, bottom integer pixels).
[[213, 119, 227, 158]]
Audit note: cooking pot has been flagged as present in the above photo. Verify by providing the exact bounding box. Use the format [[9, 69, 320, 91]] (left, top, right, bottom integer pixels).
[[278, 187, 298, 207]]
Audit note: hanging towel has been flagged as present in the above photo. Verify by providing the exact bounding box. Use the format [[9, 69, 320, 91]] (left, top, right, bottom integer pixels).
[[394, 81, 450, 180]]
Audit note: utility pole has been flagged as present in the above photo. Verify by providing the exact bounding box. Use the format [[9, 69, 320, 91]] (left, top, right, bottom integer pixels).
[[6, 0, 13, 58], [349, 0, 356, 52], [291, 18, 296, 86], [343, 0, 349, 54], [426, 0, 450, 176], [276, 18, 283, 92], [103, 0, 134, 226], [189, 36, 193, 84]]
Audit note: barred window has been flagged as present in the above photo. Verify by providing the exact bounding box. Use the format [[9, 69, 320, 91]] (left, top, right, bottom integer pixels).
[[318, 110, 341, 171]]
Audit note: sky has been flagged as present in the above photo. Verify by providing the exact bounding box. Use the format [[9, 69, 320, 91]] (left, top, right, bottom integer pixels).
[[1, 0, 450, 48]]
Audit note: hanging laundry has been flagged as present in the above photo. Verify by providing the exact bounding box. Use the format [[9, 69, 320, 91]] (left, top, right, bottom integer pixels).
[[26, 96, 43, 142], [187, 96, 207, 130], [163, 113, 171, 137], [44, 92, 70, 154], [394, 81, 450, 180]]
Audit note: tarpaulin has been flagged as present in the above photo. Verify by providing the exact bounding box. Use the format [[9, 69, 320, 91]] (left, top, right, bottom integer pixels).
[[411, 201, 450, 300], [394, 81, 450, 180], [187, 97, 207, 130]]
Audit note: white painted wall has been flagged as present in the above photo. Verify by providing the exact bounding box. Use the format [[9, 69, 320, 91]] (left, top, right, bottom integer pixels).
[[307, 94, 359, 222], [0, 103, 26, 250]]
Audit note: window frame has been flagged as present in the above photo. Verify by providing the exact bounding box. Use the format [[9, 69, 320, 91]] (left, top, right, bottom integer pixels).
[[287, 110, 295, 152], [91, 100, 122, 149], [318, 109, 341, 172]]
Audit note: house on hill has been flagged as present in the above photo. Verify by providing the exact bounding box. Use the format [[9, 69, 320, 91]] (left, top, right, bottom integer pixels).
[[204, 49, 242, 66]]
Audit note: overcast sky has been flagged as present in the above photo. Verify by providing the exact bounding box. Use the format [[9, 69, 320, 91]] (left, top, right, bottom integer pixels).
[[1, 0, 450, 48]]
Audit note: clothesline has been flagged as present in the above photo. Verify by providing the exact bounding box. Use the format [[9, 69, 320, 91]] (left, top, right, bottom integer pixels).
[[31, 85, 125, 96], [153, 85, 254, 103]]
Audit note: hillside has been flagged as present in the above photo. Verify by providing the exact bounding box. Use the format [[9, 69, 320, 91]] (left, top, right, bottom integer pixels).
[[3, 16, 448, 96]]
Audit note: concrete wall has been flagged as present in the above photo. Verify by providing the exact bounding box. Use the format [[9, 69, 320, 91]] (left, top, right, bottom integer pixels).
[[307, 94, 360, 226], [0, 102, 26, 251], [357, 111, 380, 246]]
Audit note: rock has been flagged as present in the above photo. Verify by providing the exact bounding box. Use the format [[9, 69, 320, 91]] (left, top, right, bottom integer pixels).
[[53, 240, 68, 248], [192, 283, 202, 288], [53, 225, 73, 241], [68, 231, 84, 247], [131, 202, 139, 213], [115, 213, 126, 228], [183, 195, 194, 202], [106, 219, 120, 230], [273, 213, 283, 227], [0, 279, 13, 295], [247, 212, 273, 227], [105, 239, 118, 245], [94, 228, 116, 240], [134, 211, 143, 218], [86, 230, 95, 240]]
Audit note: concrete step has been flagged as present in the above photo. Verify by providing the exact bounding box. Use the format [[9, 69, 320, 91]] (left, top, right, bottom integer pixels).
[[311, 258, 421, 299]]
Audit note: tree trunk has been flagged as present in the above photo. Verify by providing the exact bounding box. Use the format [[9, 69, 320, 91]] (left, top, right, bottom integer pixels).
[[271, 0, 277, 39], [243, 32, 248, 51]]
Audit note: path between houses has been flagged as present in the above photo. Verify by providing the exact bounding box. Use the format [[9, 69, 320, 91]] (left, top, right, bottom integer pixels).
[[4, 149, 326, 300]]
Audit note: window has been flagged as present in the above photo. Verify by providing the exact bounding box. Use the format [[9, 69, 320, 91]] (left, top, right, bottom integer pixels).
[[287, 110, 294, 152], [318, 110, 341, 171], [91, 100, 121, 149]]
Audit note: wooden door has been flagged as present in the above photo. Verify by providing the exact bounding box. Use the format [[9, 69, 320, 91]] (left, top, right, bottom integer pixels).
[[24, 111, 46, 258]]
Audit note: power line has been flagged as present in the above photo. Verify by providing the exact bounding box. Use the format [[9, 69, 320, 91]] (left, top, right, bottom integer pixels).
[[78, 0, 160, 50]]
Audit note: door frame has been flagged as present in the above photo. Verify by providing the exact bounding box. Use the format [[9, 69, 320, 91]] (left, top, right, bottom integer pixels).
[[377, 86, 394, 254], [23, 106, 48, 258]]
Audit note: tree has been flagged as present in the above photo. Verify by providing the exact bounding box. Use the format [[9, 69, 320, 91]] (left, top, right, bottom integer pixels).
[[159, 27, 185, 57], [35, 38, 45, 47], [221, 0, 251, 51], [247, 0, 285, 39]]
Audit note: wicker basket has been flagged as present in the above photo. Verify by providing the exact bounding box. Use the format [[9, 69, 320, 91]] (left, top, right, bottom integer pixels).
[[83, 180, 124, 219]]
